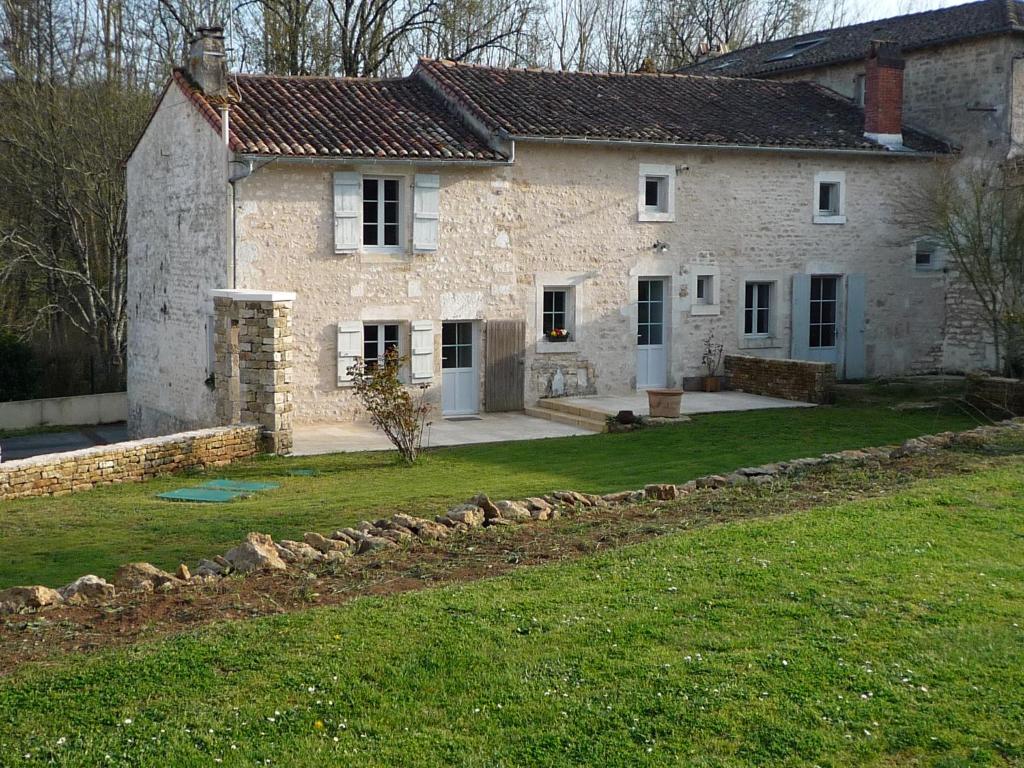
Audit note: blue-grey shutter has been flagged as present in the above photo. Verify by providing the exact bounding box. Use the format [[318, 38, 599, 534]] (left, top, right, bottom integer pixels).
[[844, 274, 867, 379], [337, 321, 363, 386], [413, 174, 439, 252], [790, 274, 811, 360], [333, 172, 360, 253]]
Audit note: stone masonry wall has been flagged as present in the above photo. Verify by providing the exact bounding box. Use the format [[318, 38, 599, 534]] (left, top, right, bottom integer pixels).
[[725, 354, 836, 404], [212, 292, 295, 454], [234, 143, 949, 424], [0, 426, 262, 501]]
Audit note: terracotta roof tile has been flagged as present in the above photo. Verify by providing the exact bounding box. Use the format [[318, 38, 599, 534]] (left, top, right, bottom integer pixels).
[[417, 59, 952, 153], [175, 68, 505, 161]]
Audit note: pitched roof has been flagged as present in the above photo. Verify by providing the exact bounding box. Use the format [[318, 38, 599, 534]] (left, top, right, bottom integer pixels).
[[682, 0, 1024, 78], [416, 59, 952, 154], [173, 69, 506, 161]]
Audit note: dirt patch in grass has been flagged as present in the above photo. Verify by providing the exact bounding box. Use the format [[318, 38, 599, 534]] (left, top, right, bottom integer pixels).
[[0, 447, 1011, 675]]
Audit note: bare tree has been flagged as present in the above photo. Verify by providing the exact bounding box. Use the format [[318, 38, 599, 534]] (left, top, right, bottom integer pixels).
[[905, 163, 1024, 375]]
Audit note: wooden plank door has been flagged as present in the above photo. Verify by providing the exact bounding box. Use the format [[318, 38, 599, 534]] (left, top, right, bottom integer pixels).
[[484, 320, 525, 411]]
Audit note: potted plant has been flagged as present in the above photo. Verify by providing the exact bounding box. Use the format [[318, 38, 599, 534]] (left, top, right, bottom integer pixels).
[[546, 328, 570, 342], [701, 330, 724, 392]]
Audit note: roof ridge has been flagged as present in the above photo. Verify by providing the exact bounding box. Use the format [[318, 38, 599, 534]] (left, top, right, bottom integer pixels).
[[420, 56, 798, 84]]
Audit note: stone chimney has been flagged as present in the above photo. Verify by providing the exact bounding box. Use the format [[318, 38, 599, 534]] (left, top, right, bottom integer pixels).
[[187, 26, 229, 99], [863, 40, 904, 148]]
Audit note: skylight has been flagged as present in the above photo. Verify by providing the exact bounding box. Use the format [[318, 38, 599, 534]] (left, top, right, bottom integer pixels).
[[765, 37, 828, 62]]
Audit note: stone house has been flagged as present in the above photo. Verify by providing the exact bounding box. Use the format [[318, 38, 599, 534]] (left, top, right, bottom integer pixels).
[[683, 0, 1024, 162], [126, 28, 957, 441]]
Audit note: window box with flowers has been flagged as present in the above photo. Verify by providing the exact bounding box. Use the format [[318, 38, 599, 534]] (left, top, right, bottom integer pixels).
[[546, 328, 571, 342]]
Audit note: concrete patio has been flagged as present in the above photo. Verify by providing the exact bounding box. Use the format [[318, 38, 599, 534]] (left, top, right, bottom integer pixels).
[[291, 390, 812, 456], [292, 411, 593, 455], [555, 390, 814, 418]]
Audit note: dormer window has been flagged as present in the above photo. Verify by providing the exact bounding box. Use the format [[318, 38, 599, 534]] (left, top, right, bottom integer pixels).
[[766, 37, 828, 62]]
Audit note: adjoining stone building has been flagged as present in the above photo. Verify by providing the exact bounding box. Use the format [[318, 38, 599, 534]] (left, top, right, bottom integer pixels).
[[127, 26, 961, 441]]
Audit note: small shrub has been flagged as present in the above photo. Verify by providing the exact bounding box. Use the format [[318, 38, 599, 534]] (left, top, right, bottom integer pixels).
[[349, 349, 432, 464]]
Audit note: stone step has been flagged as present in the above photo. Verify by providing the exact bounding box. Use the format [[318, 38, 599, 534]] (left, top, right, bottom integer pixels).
[[535, 397, 606, 419], [524, 406, 607, 433]]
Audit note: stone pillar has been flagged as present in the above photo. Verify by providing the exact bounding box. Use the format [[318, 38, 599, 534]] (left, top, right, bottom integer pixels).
[[211, 289, 296, 454]]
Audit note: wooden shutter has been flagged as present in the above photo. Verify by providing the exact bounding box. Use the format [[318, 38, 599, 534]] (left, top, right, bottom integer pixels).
[[410, 320, 434, 381], [337, 320, 362, 386], [790, 274, 811, 361], [413, 174, 439, 252], [484, 320, 526, 412], [333, 172, 360, 253], [844, 274, 867, 380]]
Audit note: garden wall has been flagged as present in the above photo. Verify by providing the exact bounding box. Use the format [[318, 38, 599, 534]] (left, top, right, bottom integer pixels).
[[0, 392, 127, 431], [965, 374, 1024, 417], [0, 425, 262, 501], [725, 355, 835, 404]]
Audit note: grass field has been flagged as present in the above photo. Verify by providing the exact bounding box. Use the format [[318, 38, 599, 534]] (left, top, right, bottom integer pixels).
[[0, 405, 984, 589], [1, 458, 1021, 766]]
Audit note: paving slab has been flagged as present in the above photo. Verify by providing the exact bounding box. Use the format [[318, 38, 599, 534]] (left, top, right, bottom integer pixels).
[[292, 412, 593, 456], [556, 391, 815, 418]]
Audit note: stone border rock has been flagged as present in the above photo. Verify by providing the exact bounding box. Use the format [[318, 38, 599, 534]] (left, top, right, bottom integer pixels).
[[2, 419, 1021, 616]]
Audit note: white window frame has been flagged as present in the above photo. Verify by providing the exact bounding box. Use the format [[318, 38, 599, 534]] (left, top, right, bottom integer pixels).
[[743, 281, 773, 338], [638, 163, 676, 222], [813, 171, 846, 225], [737, 274, 784, 350], [361, 175, 405, 252], [689, 265, 721, 316], [912, 238, 945, 273], [535, 273, 584, 353], [362, 321, 403, 369]]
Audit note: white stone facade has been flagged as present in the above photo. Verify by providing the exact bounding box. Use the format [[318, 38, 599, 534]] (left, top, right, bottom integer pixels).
[[217, 142, 950, 425], [126, 83, 230, 437]]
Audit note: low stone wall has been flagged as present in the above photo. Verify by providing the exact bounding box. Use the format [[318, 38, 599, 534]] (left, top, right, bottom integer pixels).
[[966, 374, 1024, 417], [0, 391, 127, 431], [0, 425, 262, 501], [725, 354, 836, 404]]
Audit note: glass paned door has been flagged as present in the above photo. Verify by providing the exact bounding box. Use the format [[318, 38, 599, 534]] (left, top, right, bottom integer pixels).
[[809, 276, 838, 349], [636, 278, 668, 389], [441, 321, 478, 415]]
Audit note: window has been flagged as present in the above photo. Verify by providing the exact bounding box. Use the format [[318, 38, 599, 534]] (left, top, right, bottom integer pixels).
[[363, 322, 400, 369], [809, 276, 838, 348], [441, 321, 473, 369], [813, 172, 846, 224], [362, 177, 401, 248], [766, 37, 828, 62], [696, 275, 714, 304], [744, 282, 772, 336], [638, 163, 676, 222], [543, 288, 571, 337], [914, 239, 942, 271], [637, 279, 665, 345]]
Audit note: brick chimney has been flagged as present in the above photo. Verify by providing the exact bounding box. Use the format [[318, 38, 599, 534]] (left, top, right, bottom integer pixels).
[[187, 26, 229, 99], [863, 40, 904, 148]]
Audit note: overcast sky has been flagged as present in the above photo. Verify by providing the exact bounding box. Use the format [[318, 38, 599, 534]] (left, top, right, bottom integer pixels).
[[855, 0, 967, 23]]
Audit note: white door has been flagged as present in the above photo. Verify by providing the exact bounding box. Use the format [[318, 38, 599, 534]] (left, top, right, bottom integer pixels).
[[636, 278, 668, 389], [442, 321, 479, 415]]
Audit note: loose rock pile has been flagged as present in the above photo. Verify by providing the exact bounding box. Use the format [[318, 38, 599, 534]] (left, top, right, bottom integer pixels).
[[2, 419, 1020, 616]]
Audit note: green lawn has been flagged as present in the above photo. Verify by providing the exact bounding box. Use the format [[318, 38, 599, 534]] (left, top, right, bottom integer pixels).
[[1, 459, 1021, 766], [0, 405, 982, 589]]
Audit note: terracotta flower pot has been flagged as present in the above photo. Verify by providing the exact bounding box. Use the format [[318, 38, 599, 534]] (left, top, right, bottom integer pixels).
[[703, 376, 721, 392], [646, 388, 684, 418]]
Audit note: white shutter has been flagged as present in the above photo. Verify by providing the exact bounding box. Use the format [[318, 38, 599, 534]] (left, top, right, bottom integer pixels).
[[333, 172, 360, 253], [413, 174, 439, 252], [336, 320, 363, 386], [410, 320, 434, 381]]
